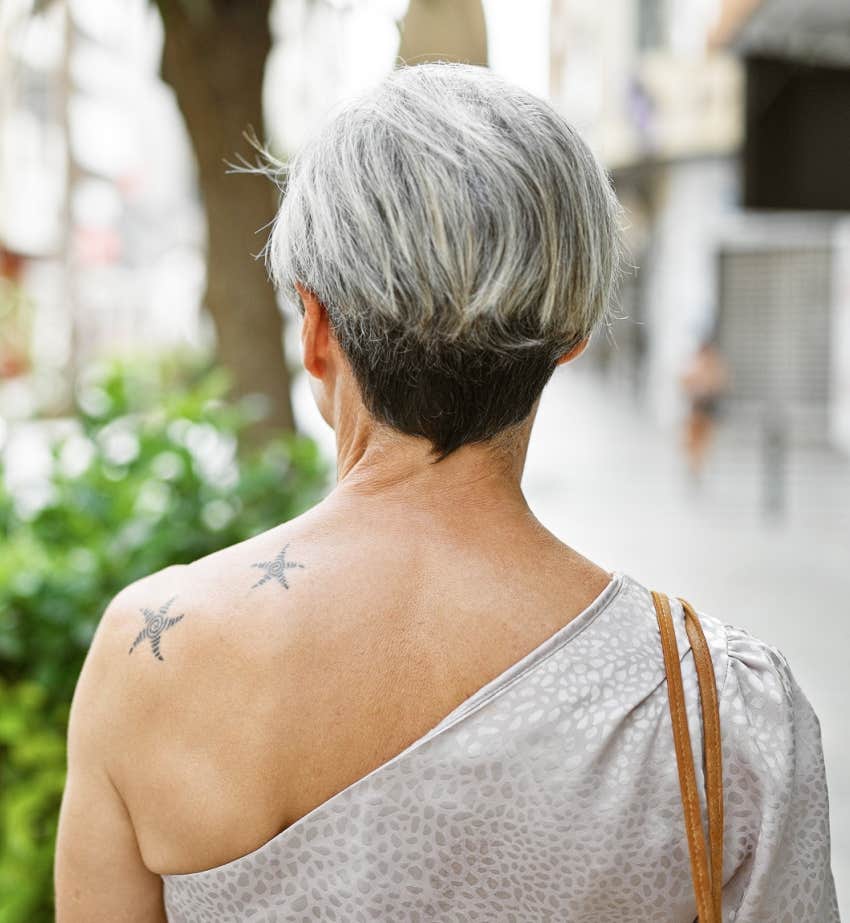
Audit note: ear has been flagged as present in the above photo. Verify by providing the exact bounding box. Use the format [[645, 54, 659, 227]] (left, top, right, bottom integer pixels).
[[556, 336, 590, 366], [294, 282, 331, 380]]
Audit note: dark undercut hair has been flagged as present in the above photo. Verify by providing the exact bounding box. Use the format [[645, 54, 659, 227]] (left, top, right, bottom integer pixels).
[[267, 63, 623, 462]]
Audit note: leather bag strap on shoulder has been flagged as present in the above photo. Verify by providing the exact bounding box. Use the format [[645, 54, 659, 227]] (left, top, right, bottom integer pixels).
[[651, 591, 724, 923], [680, 596, 724, 918]]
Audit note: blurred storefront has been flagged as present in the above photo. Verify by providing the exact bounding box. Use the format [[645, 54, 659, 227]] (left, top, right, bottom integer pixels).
[[550, 0, 850, 456], [713, 0, 850, 453]]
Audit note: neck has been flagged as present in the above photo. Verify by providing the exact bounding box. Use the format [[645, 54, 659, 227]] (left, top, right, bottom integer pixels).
[[326, 411, 536, 528]]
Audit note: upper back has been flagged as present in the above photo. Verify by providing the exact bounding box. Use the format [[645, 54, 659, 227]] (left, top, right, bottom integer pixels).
[[101, 504, 612, 875], [92, 523, 839, 922]]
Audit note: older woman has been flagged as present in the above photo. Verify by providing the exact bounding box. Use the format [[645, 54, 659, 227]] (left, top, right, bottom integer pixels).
[[55, 64, 838, 922]]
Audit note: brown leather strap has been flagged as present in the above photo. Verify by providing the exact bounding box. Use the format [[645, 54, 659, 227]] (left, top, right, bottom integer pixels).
[[651, 591, 723, 923], [680, 596, 724, 920]]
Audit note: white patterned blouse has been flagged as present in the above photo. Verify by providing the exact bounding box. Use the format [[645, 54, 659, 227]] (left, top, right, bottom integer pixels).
[[162, 572, 840, 922]]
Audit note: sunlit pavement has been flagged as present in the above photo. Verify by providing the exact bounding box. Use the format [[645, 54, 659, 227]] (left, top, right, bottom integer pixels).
[[525, 365, 850, 914]]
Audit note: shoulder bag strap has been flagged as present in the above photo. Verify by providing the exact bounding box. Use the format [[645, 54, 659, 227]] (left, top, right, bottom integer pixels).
[[651, 591, 724, 923], [679, 596, 724, 918]]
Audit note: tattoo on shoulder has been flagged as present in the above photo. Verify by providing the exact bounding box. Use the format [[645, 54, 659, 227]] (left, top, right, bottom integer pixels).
[[128, 596, 185, 662], [250, 543, 306, 591]]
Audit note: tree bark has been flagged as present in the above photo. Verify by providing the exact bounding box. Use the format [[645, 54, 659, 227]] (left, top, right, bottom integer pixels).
[[159, 0, 294, 438], [398, 0, 488, 67]]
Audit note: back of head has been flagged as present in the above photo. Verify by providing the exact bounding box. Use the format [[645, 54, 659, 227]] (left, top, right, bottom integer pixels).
[[268, 62, 623, 461]]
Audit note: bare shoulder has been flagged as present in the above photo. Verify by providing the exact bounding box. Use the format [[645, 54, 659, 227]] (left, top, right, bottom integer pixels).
[[73, 523, 321, 870], [65, 563, 193, 825], [92, 564, 191, 663], [70, 565, 191, 750], [96, 518, 315, 666]]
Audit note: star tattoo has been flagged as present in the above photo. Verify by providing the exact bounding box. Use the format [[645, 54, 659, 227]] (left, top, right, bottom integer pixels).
[[128, 596, 185, 662], [250, 543, 306, 590]]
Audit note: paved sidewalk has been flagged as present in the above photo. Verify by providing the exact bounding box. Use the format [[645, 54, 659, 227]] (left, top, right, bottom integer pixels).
[[525, 365, 850, 915]]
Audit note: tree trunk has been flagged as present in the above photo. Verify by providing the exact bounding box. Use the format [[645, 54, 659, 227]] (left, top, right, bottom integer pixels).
[[159, 1, 294, 438], [398, 0, 488, 67]]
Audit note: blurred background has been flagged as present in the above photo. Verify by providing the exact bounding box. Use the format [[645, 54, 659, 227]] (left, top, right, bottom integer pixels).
[[0, 0, 848, 919]]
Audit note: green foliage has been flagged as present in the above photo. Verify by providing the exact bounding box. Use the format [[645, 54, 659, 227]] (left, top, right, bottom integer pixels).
[[0, 682, 67, 923], [0, 350, 331, 922]]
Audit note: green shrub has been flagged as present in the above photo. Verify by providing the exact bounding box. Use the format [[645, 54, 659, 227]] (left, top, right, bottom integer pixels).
[[0, 351, 331, 921], [0, 682, 67, 923]]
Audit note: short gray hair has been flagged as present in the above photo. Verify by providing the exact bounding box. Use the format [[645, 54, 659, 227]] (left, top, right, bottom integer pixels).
[[267, 62, 623, 461]]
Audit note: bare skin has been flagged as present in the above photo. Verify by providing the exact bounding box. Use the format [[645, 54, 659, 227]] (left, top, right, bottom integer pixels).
[[54, 289, 611, 921]]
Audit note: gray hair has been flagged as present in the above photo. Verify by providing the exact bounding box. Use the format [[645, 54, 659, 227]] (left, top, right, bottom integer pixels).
[[266, 62, 624, 461]]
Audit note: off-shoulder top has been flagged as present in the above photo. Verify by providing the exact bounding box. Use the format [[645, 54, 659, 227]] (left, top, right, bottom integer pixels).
[[162, 572, 839, 922]]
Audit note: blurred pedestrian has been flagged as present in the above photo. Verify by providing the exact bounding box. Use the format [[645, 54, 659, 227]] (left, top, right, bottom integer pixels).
[[680, 336, 730, 482]]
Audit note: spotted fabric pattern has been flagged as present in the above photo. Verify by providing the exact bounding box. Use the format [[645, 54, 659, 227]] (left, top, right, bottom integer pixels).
[[162, 573, 839, 922]]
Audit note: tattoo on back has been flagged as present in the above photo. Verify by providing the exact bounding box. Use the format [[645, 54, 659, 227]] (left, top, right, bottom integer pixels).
[[250, 543, 306, 590], [129, 596, 185, 662]]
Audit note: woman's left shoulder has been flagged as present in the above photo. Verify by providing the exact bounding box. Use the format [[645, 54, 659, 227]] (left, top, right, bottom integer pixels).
[[691, 606, 810, 713], [692, 609, 826, 783], [682, 613, 839, 920]]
